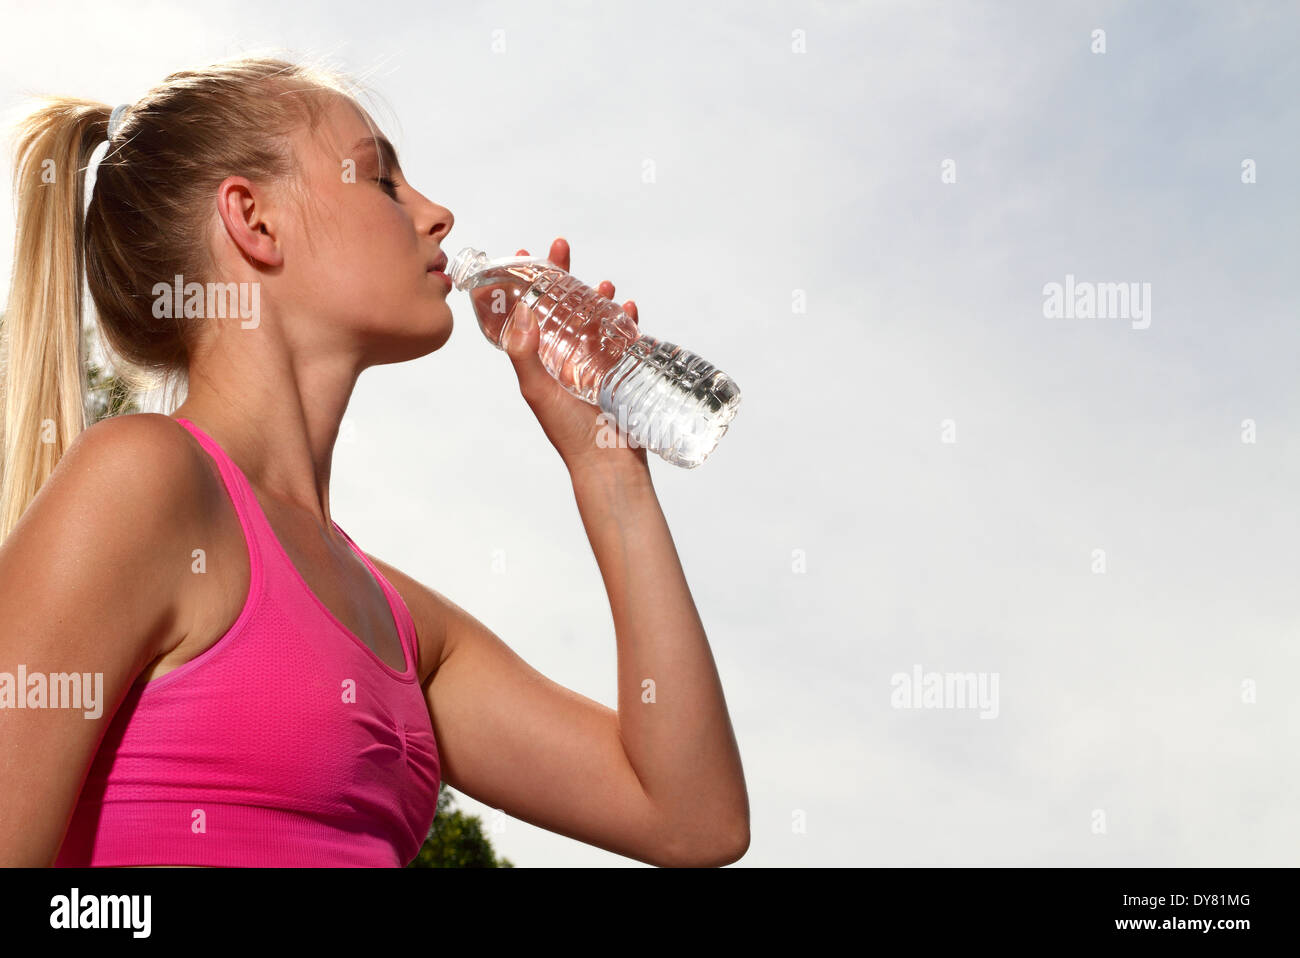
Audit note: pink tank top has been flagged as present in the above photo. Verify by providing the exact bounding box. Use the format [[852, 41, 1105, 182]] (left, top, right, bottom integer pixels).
[[53, 416, 440, 867]]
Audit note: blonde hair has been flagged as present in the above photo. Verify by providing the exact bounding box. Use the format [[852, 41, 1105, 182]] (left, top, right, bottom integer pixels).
[[0, 52, 392, 544]]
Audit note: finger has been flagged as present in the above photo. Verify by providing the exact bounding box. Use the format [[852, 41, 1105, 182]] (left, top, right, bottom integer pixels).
[[599, 280, 615, 299], [551, 237, 570, 272], [624, 300, 637, 322], [503, 306, 550, 399]]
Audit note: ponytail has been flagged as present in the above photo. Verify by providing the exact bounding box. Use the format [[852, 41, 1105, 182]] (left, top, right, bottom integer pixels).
[[0, 99, 109, 544]]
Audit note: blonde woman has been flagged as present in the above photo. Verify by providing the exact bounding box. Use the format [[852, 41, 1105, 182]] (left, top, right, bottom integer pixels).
[[0, 55, 748, 867]]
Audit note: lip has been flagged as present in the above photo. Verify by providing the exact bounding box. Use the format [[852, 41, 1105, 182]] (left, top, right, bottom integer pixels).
[[428, 269, 451, 288], [426, 253, 448, 274]]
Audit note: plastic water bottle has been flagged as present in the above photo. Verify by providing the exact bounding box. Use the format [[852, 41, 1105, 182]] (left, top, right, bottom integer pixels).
[[447, 247, 741, 469]]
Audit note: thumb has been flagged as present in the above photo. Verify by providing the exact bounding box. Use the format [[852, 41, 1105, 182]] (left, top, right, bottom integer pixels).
[[503, 306, 550, 399]]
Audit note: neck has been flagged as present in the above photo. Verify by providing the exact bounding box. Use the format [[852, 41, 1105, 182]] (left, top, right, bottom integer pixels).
[[170, 331, 363, 531]]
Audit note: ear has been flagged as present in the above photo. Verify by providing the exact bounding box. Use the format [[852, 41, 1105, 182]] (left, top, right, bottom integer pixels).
[[213, 175, 284, 269]]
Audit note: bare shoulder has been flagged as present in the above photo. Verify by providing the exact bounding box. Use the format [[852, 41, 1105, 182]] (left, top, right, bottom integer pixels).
[[19, 413, 212, 533], [21, 413, 218, 646], [69, 412, 207, 485], [0, 410, 218, 686], [71, 411, 215, 542]]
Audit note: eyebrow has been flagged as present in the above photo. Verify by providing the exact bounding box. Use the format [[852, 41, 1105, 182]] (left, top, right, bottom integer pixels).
[[351, 135, 401, 174]]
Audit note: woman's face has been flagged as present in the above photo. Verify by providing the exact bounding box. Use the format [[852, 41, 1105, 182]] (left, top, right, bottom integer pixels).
[[274, 95, 457, 365]]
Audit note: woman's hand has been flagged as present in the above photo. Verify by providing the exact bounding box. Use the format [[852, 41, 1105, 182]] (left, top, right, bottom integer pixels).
[[503, 237, 650, 476]]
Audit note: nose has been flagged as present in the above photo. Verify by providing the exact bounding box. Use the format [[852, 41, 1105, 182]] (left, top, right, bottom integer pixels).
[[422, 201, 453, 243]]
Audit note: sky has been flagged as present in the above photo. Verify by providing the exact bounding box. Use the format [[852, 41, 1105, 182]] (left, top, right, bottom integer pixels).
[[1, 0, 1297, 866]]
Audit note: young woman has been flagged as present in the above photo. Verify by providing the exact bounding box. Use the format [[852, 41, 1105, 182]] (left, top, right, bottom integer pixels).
[[0, 55, 748, 867]]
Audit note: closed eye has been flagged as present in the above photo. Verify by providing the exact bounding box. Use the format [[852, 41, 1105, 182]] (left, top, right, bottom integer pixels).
[[376, 176, 400, 199]]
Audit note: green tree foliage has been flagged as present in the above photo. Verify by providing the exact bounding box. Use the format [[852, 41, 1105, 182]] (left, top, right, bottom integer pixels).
[[408, 784, 514, 868], [86, 360, 139, 422]]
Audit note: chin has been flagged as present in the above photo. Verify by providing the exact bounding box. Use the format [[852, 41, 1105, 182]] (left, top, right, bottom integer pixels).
[[367, 310, 453, 366], [415, 307, 454, 353], [424, 318, 453, 353]]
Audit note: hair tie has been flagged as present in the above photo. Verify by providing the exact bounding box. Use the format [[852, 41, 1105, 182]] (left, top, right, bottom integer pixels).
[[106, 103, 131, 142]]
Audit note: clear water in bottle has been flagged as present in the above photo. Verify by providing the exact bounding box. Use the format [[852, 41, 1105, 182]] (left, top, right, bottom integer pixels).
[[447, 247, 741, 469]]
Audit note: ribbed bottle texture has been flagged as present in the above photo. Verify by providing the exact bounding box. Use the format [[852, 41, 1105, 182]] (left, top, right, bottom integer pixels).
[[448, 247, 740, 468]]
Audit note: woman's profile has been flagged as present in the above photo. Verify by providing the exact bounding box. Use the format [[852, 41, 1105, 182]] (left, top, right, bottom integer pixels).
[[0, 53, 749, 868]]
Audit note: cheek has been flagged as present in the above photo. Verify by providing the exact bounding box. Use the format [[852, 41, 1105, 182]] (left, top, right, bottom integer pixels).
[[314, 224, 408, 298], [351, 214, 420, 282], [294, 196, 423, 320]]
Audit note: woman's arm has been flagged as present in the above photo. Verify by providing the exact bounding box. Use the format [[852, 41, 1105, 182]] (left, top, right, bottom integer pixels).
[[371, 455, 750, 867], [565, 454, 750, 864], [394, 235, 748, 865]]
